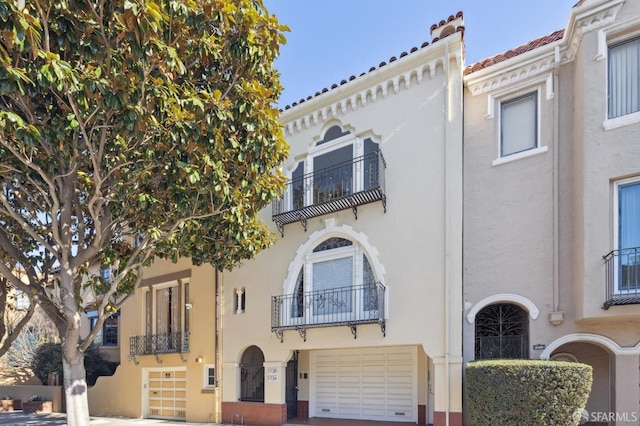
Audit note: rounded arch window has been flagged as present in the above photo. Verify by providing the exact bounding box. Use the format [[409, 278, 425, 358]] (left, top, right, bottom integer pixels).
[[474, 303, 529, 360], [239, 345, 264, 402], [286, 237, 381, 324]]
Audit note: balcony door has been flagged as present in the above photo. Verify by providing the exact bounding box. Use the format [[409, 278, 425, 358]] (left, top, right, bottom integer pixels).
[[616, 179, 640, 293], [144, 280, 190, 352], [285, 237, 378, 327]]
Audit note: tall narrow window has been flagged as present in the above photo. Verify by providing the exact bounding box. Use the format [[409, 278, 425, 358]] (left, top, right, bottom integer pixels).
[[475, 303, 529, 360], [500, 92, 537, 157], [609, 37, 640, 119], [618, 181, 640, 291]]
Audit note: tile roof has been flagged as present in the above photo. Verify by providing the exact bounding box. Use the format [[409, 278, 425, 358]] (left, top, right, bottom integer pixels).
[[464, 29, 565, 75], [282, 11, 464, 111]]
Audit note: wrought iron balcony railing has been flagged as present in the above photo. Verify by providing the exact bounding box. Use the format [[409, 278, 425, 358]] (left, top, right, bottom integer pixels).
[[272, 150, 386, 235], [603, 247, 640, 309], [129, 331, 189, 358], [271, 283, 385, 342]]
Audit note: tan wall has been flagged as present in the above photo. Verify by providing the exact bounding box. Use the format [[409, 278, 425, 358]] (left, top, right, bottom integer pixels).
[[89, 258, 219, 423], [0, 385, 63, 412]]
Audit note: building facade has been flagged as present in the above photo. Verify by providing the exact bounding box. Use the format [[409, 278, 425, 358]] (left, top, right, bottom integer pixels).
[[463, 0, 640, 423], [89, 258, 220, 423], [219, 16, 464, 426]]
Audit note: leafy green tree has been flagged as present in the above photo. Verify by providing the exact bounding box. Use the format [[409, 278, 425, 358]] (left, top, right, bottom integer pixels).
[[0, 0, 288, 424]]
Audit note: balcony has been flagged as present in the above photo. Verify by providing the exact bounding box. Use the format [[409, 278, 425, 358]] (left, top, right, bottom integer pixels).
[[603, 247, 640, 309], [272, 150, 386, 235], [271, 283, 386, 342], [129, 331, 189, 361]]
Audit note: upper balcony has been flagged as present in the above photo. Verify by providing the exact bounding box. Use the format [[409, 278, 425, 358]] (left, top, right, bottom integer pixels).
[[603, 247, 640, 309], [271, 282, 386, 342], [272, 150, 386, 235], [129, 331, 189, 363]]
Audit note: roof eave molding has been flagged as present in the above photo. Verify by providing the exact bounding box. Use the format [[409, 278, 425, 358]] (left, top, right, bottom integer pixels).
[[279, 33, 464, 136], [563, 0, 624, 60], [464, 0, 623, 96]]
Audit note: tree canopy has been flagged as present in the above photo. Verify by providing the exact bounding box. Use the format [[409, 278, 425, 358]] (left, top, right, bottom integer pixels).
[[0, 0, 288, 423]]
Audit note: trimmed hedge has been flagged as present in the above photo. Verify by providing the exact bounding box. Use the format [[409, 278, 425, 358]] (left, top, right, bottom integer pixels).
[[466, 359, 592, 426]]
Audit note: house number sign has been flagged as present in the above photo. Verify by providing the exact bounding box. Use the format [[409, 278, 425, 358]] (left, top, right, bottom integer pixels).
[[267, 368, 278, 382]]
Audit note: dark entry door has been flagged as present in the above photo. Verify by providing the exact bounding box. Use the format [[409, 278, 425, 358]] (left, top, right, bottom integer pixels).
[[285, 352, 298, 419]]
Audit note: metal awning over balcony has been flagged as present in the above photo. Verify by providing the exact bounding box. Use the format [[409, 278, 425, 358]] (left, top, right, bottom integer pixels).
[[272, 150, 386, 236], [129, 331, 189, 363], [271, 283, 386, 342], [603, 247, 640, 309]]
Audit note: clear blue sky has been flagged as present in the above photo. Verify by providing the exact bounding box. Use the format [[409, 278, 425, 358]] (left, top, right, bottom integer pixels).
[[264, 0, 578, 107]]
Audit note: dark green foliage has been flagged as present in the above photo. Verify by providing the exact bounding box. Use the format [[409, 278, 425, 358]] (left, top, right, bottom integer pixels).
[[466, 359, 592, 426], [30, 343, 118, 386]]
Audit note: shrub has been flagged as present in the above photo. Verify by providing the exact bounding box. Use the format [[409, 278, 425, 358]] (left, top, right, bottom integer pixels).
[[466, 359, 592, 426], [0, 396, 12, 400], [30, 343, 119, 386], [28, 395, 45, 402]]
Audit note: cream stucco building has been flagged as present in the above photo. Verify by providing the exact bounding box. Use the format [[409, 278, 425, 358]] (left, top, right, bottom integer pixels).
[[463, 0, 640, 424], [219, 16, 464, 426]]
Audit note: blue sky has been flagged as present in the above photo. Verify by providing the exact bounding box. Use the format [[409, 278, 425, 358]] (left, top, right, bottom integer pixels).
[[264, 0, 578, 107]]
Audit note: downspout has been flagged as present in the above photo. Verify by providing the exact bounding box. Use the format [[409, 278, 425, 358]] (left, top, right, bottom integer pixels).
[[215, 269, 221, 423], [553, 45, 561, 314], [444, 40, 451, 426]]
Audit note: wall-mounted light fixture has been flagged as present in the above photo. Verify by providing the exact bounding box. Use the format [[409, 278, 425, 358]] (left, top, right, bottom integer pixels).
[[195, 356, 203, 363], [185, 303, 193, 310]]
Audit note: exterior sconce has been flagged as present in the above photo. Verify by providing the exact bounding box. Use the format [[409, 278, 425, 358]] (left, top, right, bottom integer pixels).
[[195, 356, 203, 363], [185, 303, 193, 310]]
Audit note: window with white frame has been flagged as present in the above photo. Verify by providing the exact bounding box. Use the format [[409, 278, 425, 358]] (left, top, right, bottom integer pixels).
[[500, 92, 538, 157], [287, 237, 380, 325], [143, 280, 190, 338], [287, 125, 380, 210], [614, 178, 640, 292], [608, 37, 640, 119], [203, 364, 215, 388]]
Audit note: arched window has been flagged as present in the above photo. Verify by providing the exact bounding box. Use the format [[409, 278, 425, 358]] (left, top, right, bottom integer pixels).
[[475, 303, 529, 360], [287, 237, 379, 324], [239, 346, 264, 402]]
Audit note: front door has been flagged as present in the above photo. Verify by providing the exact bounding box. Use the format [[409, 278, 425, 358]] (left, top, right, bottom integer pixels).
[[286, 352, 299, 419]]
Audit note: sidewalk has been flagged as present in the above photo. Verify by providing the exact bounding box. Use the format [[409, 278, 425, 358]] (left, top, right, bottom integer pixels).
[[0, 412, 223, 425]]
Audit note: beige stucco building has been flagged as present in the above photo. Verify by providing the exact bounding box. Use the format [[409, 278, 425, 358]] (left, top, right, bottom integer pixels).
[[89, 258, 220, 423], [463, 0, 640, 424], [219, 16, 464, 426]]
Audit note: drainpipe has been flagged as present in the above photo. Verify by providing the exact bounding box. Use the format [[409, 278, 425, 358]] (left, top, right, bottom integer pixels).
[[215, 269, 221, 423], [443, 40, 451, 426], [552, 45, 561, 315]]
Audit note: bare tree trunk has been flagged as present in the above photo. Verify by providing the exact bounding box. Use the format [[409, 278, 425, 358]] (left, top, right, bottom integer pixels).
[[62, 341, 90, 426]]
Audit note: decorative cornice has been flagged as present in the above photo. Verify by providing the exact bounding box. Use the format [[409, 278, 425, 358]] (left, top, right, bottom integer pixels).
[[279, 34, 463, 136], [465, 0, 624, 97]]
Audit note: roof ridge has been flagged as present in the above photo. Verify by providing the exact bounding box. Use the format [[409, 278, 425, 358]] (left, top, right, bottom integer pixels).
[[281, 11, 464, 112], [464, 29, 565, 76]]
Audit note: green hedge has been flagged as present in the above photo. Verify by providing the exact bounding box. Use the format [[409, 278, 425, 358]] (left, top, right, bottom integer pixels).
[[466, 359, 592, 426]]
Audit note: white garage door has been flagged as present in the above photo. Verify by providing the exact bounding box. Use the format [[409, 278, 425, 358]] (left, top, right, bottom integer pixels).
[[311, 346, 417, 422], [145, 368, 187, 420]]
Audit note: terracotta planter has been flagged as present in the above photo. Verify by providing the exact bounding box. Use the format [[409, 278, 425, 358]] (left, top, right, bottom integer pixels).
[[0, 399, 21, 412], [21, 400, 53, 414]]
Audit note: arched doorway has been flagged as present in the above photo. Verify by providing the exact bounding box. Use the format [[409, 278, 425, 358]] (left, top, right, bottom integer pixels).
[[551, 342, 612, 426], [474, 303, 529, 360], [240, 345, 265, 402]]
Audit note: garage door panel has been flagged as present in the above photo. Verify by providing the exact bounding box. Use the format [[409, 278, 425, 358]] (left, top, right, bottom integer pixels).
[[145, 368, 187, 421], [312, 347, 416, 422]]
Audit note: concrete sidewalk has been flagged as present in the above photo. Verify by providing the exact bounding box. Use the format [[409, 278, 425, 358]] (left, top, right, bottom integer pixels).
[[0, 412, 222, 425]]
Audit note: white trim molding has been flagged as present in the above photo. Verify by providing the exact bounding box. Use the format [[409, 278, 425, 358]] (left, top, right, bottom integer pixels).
[[466, 293, 540, 324], [540, 333, 640, 359]]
